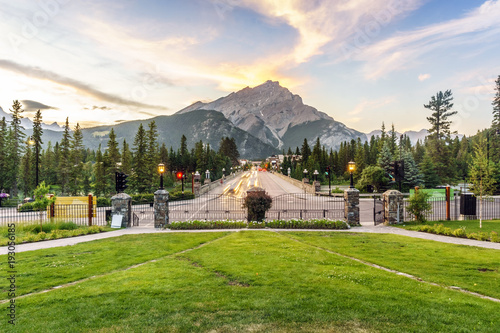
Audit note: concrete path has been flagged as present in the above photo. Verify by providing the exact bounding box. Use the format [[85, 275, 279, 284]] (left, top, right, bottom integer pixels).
[[2, 222, 499, 254]]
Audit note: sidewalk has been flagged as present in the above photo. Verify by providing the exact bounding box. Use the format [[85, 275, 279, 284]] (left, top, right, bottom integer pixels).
[[1, 223, 499, 255]]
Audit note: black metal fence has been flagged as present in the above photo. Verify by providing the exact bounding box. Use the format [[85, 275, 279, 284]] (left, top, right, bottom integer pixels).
[[403, 195, 500, 222], [0, 204, 109, 226], [169, 194, 246, 222], [266, 193, 345, 221]]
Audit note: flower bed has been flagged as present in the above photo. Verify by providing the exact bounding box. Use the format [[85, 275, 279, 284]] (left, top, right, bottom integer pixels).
[[167, 219, 349, 230]]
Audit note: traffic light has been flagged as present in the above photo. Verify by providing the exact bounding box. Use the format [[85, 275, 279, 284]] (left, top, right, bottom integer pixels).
[[325, 166, 330, 176], [389, 161, 398, 179], [396, 160, 405, 181], [176, 171, 184, 180], [115, 171, 129, 193]]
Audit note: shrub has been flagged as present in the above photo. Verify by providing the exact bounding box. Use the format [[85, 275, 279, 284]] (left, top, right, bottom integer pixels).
[[490, 231, 499, 243], [168, 220, 246, 230], [452, 227, 467, 238], [169, 191, 195, 201], [406, 190, 432, 223], [97, 197, 111, 207], [243, 190, 272, 222], [18, 202, 35, 212], [131, 193, 155, 203]]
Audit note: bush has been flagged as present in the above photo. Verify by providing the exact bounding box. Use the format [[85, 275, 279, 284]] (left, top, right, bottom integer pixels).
[[169, 191, 195, 201], [131, 193, 154, 203], [452, 227, 467, 238], [168, 220, 247, 230], [491, 231, 499, 243], [248, 219, 349, 230], [243, 190, 272, 222], [406, 190, 432, 223], [97, 197, 111, 207], [18, 202, 35, 212]]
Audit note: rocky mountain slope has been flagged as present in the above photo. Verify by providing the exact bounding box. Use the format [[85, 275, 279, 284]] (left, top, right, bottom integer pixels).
[[177, 80, 366, 150], [25, 110, 278, 159], [0, 106, 62, 131]]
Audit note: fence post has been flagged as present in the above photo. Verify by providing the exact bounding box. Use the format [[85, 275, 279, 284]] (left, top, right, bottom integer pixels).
[[445, 186, 451, 221], [383, 190, 403, 225], [344, 188, 360, 226], [88, 194, 93, 226], [154, 189, 169, 228]]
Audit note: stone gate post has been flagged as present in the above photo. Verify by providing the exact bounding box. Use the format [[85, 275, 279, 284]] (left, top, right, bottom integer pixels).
[[383, 190, 404, 224], [344, 188, 360, 226], [154, 189, 169, 228], [111, 193, 132, 228]]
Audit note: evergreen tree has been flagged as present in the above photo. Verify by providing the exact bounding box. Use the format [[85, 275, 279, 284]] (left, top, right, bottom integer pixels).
[[20, 140, 34, 196], [121, 139, 132, 175], [300, 138, 311, 163], [146, 121, 159, 190], [401, 151, 423, 190], [377, 141, 393, 174], [93, 146, 107, 197], [8, 100, 25, 196], [0, 118, 7, 191], [218, 137, 240, 166], [132, 123, 149, 193], [32, 109, 43, 187], [69, 123, 84, 195], [59, 118, 72, 194], [492, 75, 500, 130], [106, 128, 121, 193], [419, 154, 440, 188], [389, 124, 398, 156]]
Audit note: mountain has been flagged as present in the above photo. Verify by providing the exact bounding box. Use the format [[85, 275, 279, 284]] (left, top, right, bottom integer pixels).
[[177, 80, 366, 150], [26, 110, 278, 159], [0, 106, 63, 131]]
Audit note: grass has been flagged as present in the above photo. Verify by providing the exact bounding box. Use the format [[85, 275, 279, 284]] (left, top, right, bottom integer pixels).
[[398, 219, 500, 234], [0, 221, 113, 246], [0, 231, 498, 332]]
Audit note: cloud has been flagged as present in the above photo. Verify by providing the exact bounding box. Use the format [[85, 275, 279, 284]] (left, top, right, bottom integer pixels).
[[358, 0, 500, 79], [20, 100, 59, 111], [349, 97, 396, 116], [418, 74, 431, 82], [0, 59, 168, 110]]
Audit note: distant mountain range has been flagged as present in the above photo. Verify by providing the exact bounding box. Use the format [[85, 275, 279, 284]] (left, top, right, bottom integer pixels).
[[178, 80, 366, 150], [4, 81, 442, 159], [0, 106, 63, 132]]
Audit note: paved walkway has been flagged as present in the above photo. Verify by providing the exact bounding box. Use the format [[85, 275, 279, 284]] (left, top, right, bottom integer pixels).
[[2, 222, 499, 254]]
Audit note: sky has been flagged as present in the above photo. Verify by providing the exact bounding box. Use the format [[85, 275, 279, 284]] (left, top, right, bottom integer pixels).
[[0, 0, 499, 135]]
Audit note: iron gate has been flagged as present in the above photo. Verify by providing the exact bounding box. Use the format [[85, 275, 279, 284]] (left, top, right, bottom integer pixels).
[[374, 196, 384, 225], [266, 193, 344, 220], [169, 194, 246, 222]]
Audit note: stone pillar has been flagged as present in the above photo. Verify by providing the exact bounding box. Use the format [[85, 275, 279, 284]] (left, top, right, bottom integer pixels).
[[302, 178, 309, 184], [383, 190, 404, 224], [313, 181, 321, 192], [154, 189, 169, 228], [344, 188, 360, 226], [111, 193, 132, 228]]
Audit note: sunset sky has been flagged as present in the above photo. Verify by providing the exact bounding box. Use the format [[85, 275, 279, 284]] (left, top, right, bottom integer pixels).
[[1, 0, 499, 135]]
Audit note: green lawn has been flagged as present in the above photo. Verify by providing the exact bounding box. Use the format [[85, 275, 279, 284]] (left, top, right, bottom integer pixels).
[[401, 219, 500, 233], [1, 231, 499, 332]]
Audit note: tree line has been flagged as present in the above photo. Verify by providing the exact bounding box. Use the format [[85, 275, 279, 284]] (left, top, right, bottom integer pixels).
[[0, 104, 241, 198], [280, 76, 500, 193]]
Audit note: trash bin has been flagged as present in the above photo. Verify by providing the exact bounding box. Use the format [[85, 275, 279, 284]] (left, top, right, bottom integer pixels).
[[460, 193, 476, 215]]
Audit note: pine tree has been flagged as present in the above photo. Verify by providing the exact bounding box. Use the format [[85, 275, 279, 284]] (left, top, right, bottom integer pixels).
[[389, 124, 398, 156], [32, 109, 43, 187], [300, 138, 311, 163], [377, 141, 393, 174], [146, 121, 159, 190], [121, 139, 132, 175], [402, 151, 423, 190], [419, 154, 440, 188], [8, 100, 25, 196], [59, 118, 71, 195], [93, 146, 107, 197], [0, 118, 7, 191], [69, 123, 84, 195], [20, 140, 34, 196], [106, 128, 121, 193], [132, 123, 149, 193], [492, 75, 500, 130]]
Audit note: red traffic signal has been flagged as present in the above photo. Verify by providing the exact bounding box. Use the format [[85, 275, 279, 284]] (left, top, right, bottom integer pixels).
[[176, 171, 184, 180]]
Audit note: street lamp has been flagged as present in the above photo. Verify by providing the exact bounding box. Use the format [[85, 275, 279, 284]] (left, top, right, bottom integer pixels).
[[313, 169, 319, 182], [222, 168, 225, 178], [348, 161, 356, 188], [205, 169, 210, 181], [288, 167, 291, 177], [303, 169, 308, 181], [158, 163, 165, 190]]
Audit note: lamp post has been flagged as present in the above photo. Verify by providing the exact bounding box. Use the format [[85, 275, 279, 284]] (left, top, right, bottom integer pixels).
[[348, 161, 356, 189], [158, 163, 165, 190], [222, 168, 225, 178], [288, 167, 291, 177], [313, 169, 319, 182], [303, 169, 308, 183], [205, 169, 210, 181]]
